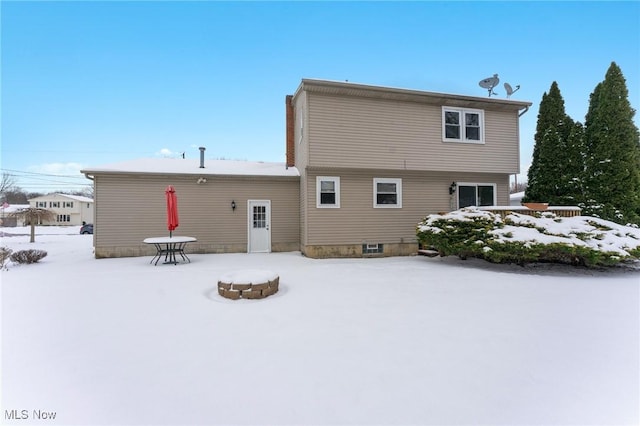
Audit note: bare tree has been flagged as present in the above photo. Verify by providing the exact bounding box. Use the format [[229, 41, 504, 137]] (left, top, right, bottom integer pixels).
[[9, 208, 55, 243], [0, 172, 17, 199], [510, 181, 528, 194], [68, 186, 94, 199]]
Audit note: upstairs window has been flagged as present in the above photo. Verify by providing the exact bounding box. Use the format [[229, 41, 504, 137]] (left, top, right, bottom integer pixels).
[[442, 107, 484, 144], [63, 202, 74, 208], [317, 176, 340, 208], [49, 201, 60, 208], [374, 178, 402, 208], [36, 201, 46, 208]]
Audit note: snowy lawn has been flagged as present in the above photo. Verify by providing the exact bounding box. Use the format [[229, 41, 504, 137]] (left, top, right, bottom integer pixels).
[[1, 226, 639, 425]]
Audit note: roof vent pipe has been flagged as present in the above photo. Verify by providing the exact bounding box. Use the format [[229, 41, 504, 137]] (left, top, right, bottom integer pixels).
[[199, 147, 206, 168]]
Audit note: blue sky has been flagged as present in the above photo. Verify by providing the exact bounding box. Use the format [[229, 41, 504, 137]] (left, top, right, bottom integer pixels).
[[2, 1, 639, 193]]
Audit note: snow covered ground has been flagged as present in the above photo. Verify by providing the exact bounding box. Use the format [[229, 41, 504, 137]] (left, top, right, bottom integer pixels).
[[1, 226, 639, 425]]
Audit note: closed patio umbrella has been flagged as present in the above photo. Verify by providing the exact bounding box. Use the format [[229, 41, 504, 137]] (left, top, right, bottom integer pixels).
[[166, 185, 179, 237]]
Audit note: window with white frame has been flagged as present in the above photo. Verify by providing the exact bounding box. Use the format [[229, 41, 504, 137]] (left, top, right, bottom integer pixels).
[[457, 183, 496, 208], [36, 201, 46, 208], [442, 107, 484, 143], [49, 201, 60, 208], [316, 176, 340, 208], [362, 243, 384, 254], [63, 201, 74, 208], [374, 178, 402, 208], [56, 214, 70, 222]]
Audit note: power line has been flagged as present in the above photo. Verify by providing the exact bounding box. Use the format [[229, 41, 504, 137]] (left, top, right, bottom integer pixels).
[[1, 168, 92, 193], [0, 168, 89, 180]]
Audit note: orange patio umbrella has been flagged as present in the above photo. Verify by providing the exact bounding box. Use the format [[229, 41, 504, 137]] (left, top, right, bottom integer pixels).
[[165, 185, 179, 237]]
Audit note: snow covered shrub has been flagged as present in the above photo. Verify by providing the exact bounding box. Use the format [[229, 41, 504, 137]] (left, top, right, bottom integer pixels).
[[10, 249, 48, 264], [416, 209, 501, 260], [0, 247, 12, 269], [417, 208, 640, 267]]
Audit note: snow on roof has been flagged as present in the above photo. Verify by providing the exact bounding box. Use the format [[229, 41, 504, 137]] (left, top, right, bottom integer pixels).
[[81, 158, 300, 178], [0, 204, 30, 213], [58, 194, 93, 202], [28, 193, 93, 202]]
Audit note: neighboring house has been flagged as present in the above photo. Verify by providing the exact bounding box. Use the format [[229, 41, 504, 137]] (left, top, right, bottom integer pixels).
[[0, 204, 30, 227], [28, 194, 94, 226], [510, 191, 525, 206], [82, 79, 531, 259]]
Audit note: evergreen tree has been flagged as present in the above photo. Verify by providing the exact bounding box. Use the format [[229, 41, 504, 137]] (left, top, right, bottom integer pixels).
[[556, 121, 586, 205], [583, 62, 640, 224], [524, 82, 576, 204]]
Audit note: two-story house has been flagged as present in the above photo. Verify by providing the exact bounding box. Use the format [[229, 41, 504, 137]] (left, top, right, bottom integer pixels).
[[81, 79, 531, 259], [288, 79, 531, 257], [28, 193, 94, 226]]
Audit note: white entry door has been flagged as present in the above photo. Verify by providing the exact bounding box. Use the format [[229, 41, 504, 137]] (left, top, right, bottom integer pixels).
[[248, 200, 271, 253]]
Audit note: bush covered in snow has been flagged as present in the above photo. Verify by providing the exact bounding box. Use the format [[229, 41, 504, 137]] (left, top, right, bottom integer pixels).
[[417, 208, 640, 267], [10, 249, 48, 264], [1, 247, 12, 269]]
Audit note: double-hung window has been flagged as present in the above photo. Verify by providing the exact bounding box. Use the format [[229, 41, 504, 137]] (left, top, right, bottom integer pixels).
[[442, 107, 484, 143], [316, 176, 340, 208], [457, 183, 496, 208], [374, 178, 402, 208]]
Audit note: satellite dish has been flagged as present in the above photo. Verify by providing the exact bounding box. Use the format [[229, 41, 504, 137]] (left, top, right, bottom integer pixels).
[[504, 82, 521, 98], [479, 74, 499, 97]]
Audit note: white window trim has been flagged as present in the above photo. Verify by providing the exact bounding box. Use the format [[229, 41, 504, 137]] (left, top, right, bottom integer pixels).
[[373, 178, 402, 208], [442, 107, 485, 144], [456, 182, 497, 209], [316, 176, 340, 208]]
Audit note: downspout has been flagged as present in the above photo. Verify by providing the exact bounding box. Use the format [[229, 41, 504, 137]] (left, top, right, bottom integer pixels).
[[515, 105, 530, 196]]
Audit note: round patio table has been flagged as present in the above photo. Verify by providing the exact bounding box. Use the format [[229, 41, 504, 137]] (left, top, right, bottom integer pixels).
[[143, 236, 197, 265]]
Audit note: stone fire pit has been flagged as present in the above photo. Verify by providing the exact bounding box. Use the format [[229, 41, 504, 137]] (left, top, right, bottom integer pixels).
[[217, 269, 279, 300]]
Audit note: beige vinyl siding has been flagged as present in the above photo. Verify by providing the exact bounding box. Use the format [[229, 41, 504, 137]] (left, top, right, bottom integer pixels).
[[294, 91, 310, 247], [299, 173, 308, 246], [303, 170, 508, 246], [93, 174, 299, 256], [294, 90, 309, 170], [307, 93, 520, 173]]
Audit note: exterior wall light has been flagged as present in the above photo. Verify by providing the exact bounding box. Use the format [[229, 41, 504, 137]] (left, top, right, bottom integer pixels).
[[231, 200, 236, 211], [449, 181, 457, 195], [197, 177, 207, 184]]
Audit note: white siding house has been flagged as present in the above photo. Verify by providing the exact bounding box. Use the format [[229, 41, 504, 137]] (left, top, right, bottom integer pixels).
[[28, 194, 94, 226]]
